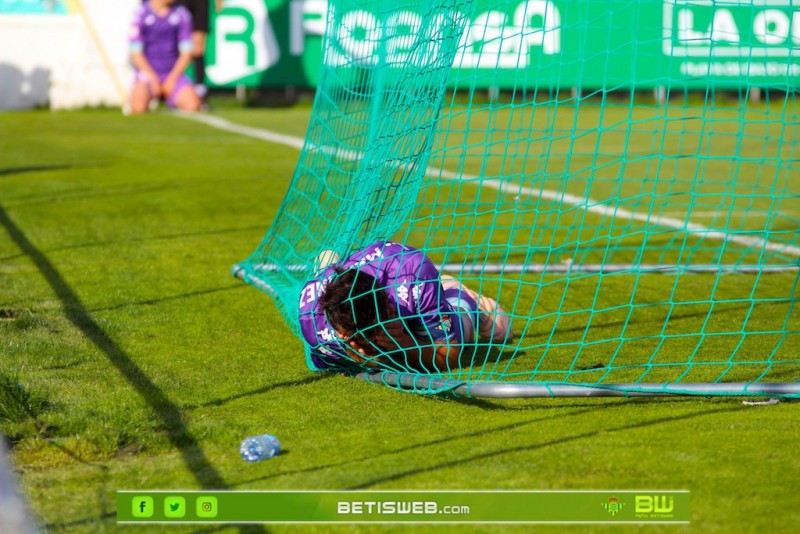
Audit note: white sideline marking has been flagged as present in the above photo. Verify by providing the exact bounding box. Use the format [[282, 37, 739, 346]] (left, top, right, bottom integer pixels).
[[663, 210, 778, 218], [175, 112, 800, 257], [180, 112, 306, 150]]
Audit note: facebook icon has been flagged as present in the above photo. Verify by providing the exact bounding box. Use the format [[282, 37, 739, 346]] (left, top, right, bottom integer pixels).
[[131, 496, 154, 518]]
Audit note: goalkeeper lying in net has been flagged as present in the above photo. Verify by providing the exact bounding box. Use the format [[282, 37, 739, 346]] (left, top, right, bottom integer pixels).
[[298, 241, 513, 372]]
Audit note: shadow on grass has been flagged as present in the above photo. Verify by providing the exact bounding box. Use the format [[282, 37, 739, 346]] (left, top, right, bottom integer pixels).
[[89, 284, 245, 313], [463, 344, 518, 368], [522, 301, 761, 345], [38, 440, 114, 531], [0, 204, 268, 533], [48, 224, 267, 253], [0, 164, 77, 177], [43, 511, 116, 532], [745, 366, 800, 382], [347, 402, 748, 489], [6, 182, 177, 208], [45, 510, 271, 534], [184, 374, 333, 410], [231, 399, 746, 491], [232, 404, 604, 488], [0, 224, 267, 263], [39, 360, 87, 371]]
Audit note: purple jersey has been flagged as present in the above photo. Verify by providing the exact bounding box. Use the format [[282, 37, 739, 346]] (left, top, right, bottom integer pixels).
[[129, 3, 193, 76], [298, 241, 462, 370]]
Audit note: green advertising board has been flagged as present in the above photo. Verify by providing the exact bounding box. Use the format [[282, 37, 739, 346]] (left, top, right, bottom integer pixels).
[[206, 0, 325, 88], [205, 0, 800, 89]]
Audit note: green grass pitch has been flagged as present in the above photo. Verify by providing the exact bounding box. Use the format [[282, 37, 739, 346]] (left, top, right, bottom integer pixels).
[[1, 107, 798, 533]]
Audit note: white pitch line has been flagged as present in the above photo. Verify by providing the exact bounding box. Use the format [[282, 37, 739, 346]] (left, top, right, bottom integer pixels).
[[175, 112, 800, 257], [179, 111, 306, 150], [661, 210, 756, 218]]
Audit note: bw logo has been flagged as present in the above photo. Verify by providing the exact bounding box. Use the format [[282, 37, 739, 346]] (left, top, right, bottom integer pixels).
[[636, 495, 674, 514]]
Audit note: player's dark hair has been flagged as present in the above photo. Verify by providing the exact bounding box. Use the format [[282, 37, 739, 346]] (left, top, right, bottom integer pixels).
[[319, 267, 389, 341]]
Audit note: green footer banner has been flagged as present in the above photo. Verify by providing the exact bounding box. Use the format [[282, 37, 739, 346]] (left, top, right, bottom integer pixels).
[[117, 490, 690, 524]]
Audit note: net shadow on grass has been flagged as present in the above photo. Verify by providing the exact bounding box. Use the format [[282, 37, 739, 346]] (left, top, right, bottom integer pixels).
[[0, 206, 237, 490], [0, 225, 267, 263], [462, 344, 518, 368], [0, 164, 78, 177], [38, 360, 86, 371], [749, 367, 800, 383], [424, 392, 523, 411], [521, 301, 759, 345], [89, 284, 245, 313], [346, 403, 748, 489], [184, 373, 333, 410], [40, 225, 269, 254], [4, 182, 178, 208]]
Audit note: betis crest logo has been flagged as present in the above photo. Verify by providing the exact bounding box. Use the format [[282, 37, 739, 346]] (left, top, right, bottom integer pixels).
[[602, 496, 624, 516]]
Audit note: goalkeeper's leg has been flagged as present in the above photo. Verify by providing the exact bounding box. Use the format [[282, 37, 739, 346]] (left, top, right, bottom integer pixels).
[[441, 275, 513, 344]]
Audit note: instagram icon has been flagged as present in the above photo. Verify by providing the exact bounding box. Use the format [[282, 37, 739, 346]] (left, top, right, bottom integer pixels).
[[196, 496, 218, 518]]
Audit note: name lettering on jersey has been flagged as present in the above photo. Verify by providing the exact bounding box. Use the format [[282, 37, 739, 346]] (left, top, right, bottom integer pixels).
[[355, 246, 384, 267], [299, 281, 318, 308], [317, 327, 335, 343]]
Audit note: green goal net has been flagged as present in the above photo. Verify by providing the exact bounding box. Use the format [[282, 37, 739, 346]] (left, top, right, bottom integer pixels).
[[233, 0, 800, 398]]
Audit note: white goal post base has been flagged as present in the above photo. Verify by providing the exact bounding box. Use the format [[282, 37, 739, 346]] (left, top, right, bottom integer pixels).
[[354, 372, 800, 399], [239, 263, 798, 275]]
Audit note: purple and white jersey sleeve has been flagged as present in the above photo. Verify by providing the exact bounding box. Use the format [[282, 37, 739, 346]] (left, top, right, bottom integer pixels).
[[298, 275, 349, 370], [174, 7, 194, 52], [297, 241, 457, 370], [128, 5, 147, 52]]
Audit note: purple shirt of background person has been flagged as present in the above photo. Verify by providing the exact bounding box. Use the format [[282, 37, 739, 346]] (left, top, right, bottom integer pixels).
[[129, 2, 193, 77], [298, 241, 467, 370]]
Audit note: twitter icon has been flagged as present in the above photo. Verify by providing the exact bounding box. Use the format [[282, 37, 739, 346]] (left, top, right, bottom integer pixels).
[[164, 496, 186, 518]]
